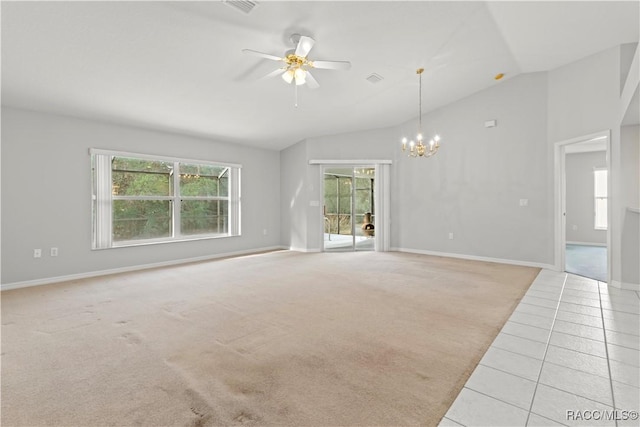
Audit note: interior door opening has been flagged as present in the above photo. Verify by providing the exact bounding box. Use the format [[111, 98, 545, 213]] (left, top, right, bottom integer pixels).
[[557, 132, 611, 283], [323, 166, 375, 252]]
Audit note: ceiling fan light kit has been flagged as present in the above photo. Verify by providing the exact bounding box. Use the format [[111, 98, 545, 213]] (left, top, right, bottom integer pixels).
[[401, 68, 442, 158]]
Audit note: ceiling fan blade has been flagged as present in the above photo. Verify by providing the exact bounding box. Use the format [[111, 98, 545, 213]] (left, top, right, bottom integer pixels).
[[260, 67, 286, 80], [311, 60, 352, 70], [294, 36, 315, 58], [305, 71, 320, 89], [242, 49, 283, 62]]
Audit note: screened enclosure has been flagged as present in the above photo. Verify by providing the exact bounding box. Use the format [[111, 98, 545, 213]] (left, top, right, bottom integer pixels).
[[323, 167, 375, 251]]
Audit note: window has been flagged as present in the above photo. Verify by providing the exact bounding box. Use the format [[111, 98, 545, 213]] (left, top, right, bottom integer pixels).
[[91, 150, 240, 249], [594, 168, 607, 230]]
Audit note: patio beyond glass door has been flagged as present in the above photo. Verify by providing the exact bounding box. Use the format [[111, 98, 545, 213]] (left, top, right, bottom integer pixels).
[[323, 167, 375, 252]]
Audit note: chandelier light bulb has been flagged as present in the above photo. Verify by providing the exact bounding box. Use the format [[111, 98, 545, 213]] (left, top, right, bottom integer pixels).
[[417, 133, 423, 142]]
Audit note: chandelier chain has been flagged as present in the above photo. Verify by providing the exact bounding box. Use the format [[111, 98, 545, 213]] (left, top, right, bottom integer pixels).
[[419, 70, 422, 137]]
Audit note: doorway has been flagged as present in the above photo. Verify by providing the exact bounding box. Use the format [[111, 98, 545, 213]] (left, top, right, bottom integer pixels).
[[323, 166, 375, 252], [555, 131, 611, 283]]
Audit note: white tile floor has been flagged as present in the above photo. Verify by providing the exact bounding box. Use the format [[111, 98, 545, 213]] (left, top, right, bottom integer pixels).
[[441, 270, 640, 427]]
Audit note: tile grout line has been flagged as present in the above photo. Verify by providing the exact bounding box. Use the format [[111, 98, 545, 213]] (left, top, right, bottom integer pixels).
[[463, 385, 533, 413], [477, 361, 541, 383], [533, 382, 618, 411], [500, 328, 632, 352], [489, 338, 639, 373], [512, 305, 640, 333], [598, 280, 618, 427], [524, 273, 568, 427]]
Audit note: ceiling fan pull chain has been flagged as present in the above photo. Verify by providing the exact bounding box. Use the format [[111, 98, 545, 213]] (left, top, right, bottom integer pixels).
[[294, 82, 298, 108]]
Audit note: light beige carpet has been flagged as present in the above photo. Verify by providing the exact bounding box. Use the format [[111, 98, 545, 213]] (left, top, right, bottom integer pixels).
[[1, 250, 539, 426]]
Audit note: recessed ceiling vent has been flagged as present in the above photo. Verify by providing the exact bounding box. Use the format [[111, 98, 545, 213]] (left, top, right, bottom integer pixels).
[[222, 0, 259, 15], [366, 73, 384, 84]]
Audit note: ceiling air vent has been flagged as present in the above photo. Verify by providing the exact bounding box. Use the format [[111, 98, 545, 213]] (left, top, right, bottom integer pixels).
[[366, 73, 384, 84], [222, 0, 259, 15]]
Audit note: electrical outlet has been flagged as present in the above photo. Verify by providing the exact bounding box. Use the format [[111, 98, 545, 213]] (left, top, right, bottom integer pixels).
[[572, 225, 578, 231], [519, 199, 529, 207], [449, 232, 454, 240], [50, 247, 59, 257], [33, 249, 42, 258], [263, 229, 268, 236]]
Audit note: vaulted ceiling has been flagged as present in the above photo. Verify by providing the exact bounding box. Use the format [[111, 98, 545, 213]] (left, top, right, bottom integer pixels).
[[2, 1, 638, 150]]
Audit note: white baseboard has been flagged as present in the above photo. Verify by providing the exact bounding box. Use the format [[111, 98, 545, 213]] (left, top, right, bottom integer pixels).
[[566, 241, 607, 247], [1, 246, 288, 292], [610, 280, 640, 291], [391, 247, 555, 270], [288, 246, 321, 253]]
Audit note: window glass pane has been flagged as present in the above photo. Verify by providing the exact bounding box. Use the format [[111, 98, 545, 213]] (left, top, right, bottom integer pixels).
[[595, 198, 607, 230], [93, 151, 240, 249], [594, 170, 607, 197], [355, 176, 373, 225], [219, 171, 229, 196], [181, 200, 229, 235], [112, 157, 173, 196], [179, 164, 228, 197], [113, 200, 172, 241], [338, 177, 352, 234]]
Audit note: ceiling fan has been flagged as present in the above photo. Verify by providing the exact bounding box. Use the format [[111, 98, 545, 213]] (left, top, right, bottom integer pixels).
[[243, 33, 351, 89]]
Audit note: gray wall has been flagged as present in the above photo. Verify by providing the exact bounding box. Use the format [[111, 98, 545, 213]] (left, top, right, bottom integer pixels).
[[281, 72, 552, 266], [565, 151, 607, 245], [279, 139, 309, 251], [280, 126, 398, 251], [1, 108, 282, 285], [394, 72, 549, 264], [280, 44, 638, 279], [4, 44, 637, 286], [620, 125, 639, 286], [547, 44, 637, 286]]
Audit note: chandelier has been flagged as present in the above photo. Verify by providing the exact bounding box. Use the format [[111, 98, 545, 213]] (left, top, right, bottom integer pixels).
[[401, 68, 441, 158]]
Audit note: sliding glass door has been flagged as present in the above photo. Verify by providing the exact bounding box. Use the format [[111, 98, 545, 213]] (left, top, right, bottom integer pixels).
[[323, 166, 375, 252]]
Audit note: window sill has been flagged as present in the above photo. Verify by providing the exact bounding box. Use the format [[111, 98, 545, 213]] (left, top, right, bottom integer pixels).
[[93, 233, 240, 250]]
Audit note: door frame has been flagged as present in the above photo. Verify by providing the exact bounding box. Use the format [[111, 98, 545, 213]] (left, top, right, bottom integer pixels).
[[311, 159, 391, 252], [554, 130, 611, 282]]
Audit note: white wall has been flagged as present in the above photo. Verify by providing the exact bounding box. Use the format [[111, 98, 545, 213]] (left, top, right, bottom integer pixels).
[[565, 151, 607, 245], [1, 108, 282, 285]]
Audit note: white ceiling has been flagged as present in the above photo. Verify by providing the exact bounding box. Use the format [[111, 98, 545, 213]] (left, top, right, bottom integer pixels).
[[2, 1, 638, 150]]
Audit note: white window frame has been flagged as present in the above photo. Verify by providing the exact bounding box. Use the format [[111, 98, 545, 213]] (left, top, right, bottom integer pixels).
[[594, 168, 607, 231], [91, 149, 241, 249]]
